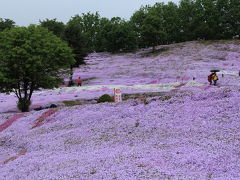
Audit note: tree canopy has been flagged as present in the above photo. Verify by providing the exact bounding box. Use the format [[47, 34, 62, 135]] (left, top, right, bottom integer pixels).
[[39, 18, 66, 38], [0, 25, 75, 111], [0, 18, 15, 31], [2, 0, 240, 56]]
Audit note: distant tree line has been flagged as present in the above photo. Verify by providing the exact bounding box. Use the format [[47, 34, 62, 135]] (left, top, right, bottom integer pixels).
[[1, 0, 240, 65]]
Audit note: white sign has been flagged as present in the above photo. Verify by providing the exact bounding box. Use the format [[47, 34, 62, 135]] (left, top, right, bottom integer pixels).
[[114, 88, 122, 102]]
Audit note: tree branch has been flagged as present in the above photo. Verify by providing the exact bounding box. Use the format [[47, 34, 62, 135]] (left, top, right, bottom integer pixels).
[[28, 82, 35, 101], [14, 89, 20, 99], [17, 82, 22, 99]]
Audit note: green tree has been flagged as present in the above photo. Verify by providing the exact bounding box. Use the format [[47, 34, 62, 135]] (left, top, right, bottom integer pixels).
[[141, 10, 166, 51], [96, 17, 137, 53], [117, 21, 137, 52], [227, 0, 240, 37], [0, 18, 15, 31], [178, 0, 196, 41], [39, 18, 65, 38], [0, 25, 75, 112], [130, 5, 151, 48], [80, 12, 101, 51], [162, 2, 181, 43], [192, 0, 218, 40], [66, 13, 101, 53], [64, 18, 88, 85], [215, 0, 231, 38], [95, 17, 110, 52], [64, 17, 89, 67], [131, 3, 168, 50]]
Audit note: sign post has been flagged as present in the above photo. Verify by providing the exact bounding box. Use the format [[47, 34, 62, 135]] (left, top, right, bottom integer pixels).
[[114, 88, 122, 102]]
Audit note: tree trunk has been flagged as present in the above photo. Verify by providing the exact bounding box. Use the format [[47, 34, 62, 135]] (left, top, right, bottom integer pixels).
[[68, 65, 74, 87], [152, 46, 155, 52], [21, 102, 29, 112], [18, 98, 31, 112]]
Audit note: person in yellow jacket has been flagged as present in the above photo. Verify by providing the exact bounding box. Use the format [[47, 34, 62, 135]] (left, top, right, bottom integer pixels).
[[212, 72, 218, 85]]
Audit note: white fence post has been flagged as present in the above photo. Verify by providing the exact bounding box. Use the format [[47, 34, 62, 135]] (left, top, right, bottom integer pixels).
[[114, 88, 122, 102]]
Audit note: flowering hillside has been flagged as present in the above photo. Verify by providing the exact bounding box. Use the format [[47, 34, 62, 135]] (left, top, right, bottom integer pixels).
[[0, 40, 240, 179], [1, 41, 239, 113]]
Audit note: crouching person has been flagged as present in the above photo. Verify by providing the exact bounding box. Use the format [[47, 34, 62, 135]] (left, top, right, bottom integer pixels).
[[212, 72, 218, 85]]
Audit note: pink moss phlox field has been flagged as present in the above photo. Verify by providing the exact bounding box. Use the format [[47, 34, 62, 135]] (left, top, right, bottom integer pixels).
[[174, 82, 187, 88], [32, 109, 58, 128], [0, 113, 24, 132], [0, 87, 240, 179], [1, 41, 240, 179], [0, 149, 27, 165]]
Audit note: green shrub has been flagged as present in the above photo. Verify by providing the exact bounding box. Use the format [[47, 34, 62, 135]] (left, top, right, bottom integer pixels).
[[97, 94, 114, 103], [62, 100, 80, 106]]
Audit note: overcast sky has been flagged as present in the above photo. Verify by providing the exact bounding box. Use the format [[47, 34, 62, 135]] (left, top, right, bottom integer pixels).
[[0, 0, 179, 26]]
